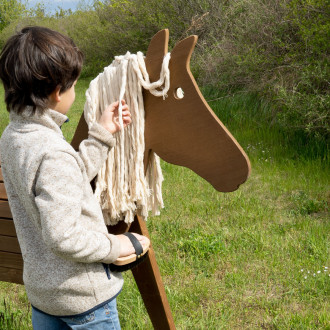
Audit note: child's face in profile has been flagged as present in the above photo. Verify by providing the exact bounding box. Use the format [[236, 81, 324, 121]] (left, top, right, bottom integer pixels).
[[53, 80, 77, 115]]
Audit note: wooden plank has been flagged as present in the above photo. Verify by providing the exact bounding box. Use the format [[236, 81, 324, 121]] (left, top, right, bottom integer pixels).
[[0, 251, 23, 270], [0, 218, 17, 237], [0, 266, 23, 284], [0, 235, 21, 253], [0, 200, 12, 219], [0, 182, 7, 200], [70, 114, 88, 150], [0, 167, 3, 182], [131, 215, 176, 330]]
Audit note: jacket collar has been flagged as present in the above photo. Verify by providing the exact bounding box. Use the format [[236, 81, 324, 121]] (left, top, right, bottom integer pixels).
[[9, 107, 68, 135]]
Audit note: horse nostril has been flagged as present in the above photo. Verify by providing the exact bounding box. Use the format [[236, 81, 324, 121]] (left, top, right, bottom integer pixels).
[[174, 87, 184, 100]]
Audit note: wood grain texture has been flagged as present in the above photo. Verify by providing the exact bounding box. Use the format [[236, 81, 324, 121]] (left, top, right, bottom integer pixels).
[[0, 235, 21, 253], [0, 200, 12, 219], [0, 266, 23, 284], [0, 251, 23, 270], [0, 182, 7, 199], [0, 218, 17, 237], [131, 215, 176, 330]]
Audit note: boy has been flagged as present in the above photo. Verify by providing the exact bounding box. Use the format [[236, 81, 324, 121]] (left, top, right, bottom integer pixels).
[[0, 26, 149, 329]]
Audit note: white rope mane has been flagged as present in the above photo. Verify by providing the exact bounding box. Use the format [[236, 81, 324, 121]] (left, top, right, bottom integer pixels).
[[84, 51, 171, 225]]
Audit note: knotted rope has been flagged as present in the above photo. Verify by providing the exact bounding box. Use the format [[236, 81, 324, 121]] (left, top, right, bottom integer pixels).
[[84, 51, 171, 225]]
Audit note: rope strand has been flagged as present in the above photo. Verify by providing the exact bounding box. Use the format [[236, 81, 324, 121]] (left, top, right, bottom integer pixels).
[[84, 51, 170, 225]]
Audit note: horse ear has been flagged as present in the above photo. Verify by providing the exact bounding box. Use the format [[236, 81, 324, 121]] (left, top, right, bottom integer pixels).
[[170, 35, 198, 68], [145, 29, 169, 82]]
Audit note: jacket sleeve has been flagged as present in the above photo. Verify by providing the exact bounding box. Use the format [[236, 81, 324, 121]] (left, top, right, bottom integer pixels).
[[77, 122, 116, 181], [34, 150, 121, 264]]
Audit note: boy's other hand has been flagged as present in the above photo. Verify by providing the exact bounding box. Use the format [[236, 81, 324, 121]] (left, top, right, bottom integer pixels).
[[99, 100, 131, 134], [117, 233, 150, 258]]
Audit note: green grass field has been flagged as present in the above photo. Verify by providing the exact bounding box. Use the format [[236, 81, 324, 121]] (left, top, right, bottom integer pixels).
[[0, 79, 329, 329]]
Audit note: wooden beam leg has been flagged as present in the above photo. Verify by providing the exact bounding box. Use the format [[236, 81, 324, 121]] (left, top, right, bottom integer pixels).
[[130, 215, 176, 330]]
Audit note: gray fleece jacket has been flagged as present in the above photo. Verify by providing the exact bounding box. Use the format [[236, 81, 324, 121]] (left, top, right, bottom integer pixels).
[[0, 108, 123, 316]]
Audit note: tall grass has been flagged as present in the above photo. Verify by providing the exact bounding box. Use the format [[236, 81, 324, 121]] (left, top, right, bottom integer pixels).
[[0, 79, 329, 329], [0, 298, 31, 330], [202, 87, 329, 161]]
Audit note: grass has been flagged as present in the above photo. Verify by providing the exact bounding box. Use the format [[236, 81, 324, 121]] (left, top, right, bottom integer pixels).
[[0, 80, 329, 329]]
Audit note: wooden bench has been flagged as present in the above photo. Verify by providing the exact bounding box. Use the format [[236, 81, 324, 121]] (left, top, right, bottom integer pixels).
[[0, 165, 24, 284]]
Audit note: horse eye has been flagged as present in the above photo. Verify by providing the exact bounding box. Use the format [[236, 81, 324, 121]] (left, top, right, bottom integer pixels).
[[174, 87, 184, 99]]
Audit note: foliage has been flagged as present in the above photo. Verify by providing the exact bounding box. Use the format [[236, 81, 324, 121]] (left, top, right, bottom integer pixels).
[[275, 62, 329, 139], [288, 0, 329, 56], [0, 0, 26, 31], [279, 0, 330, 138], [190, 0, 329, 139], [0, 0, 329, 138]]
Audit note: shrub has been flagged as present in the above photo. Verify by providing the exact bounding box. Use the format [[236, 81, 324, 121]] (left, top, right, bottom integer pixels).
[[190, 0, 329, 139], [0, 0, 328, 140], [0, 0, 26, 32]]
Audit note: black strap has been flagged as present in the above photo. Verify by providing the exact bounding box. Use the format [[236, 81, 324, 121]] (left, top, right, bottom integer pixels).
[[123, 232, 143, 258]]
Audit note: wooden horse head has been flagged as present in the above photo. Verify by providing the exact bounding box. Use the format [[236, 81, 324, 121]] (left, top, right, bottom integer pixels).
[[71, 30, 250, 193], [143, 29, 250, 192]]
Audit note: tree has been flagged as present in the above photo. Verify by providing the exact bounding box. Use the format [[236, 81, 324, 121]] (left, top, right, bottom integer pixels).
[[0, 0, 26, 31]]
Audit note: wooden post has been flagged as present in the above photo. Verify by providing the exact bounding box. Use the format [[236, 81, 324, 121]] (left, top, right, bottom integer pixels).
[[130, 215, 176, 330]]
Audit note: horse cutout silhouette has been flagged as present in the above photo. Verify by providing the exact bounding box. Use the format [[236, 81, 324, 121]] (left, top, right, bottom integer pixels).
[[0, 29, 250, 329], [143, 30, 250, 192]]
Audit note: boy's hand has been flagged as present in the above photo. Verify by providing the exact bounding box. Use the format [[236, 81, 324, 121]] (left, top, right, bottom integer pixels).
[[117, 233, 150, 257], [99, 100, 131, 134]]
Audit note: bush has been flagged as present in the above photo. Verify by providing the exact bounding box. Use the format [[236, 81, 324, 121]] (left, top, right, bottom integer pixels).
[[0, 0, 328, 140], [0, 0, 26, 32], [190, 0, 329, 139], [276, 63, 329, 138]]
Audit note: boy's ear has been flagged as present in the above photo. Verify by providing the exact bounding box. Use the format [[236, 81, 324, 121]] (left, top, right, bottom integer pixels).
[[49, 86, 61, 103]]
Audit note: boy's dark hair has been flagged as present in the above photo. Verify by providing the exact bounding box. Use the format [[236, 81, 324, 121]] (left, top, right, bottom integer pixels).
[[0, 26, 83, 114]]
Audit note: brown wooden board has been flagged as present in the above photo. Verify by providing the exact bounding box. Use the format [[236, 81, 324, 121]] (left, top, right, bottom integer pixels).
[[0, 218, 17, 237], [143, 30, 250, 192], [0, 235, 21, 254], [0, 251, 23, 270], [0, 200, 12, 219], [0, 167, 3, 182], [71, 114, 89, 151], [0, 182, 7, 200], [0, 266, 23, 284], [131, 215, 176, 330]]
